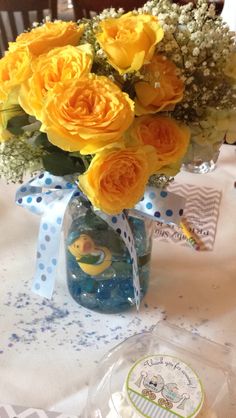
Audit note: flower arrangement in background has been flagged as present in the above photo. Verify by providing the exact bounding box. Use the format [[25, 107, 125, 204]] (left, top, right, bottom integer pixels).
[[0, 0, 236, 213]]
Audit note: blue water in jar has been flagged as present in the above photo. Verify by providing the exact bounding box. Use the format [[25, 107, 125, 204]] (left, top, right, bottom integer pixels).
[[65, 207, 152, 313]]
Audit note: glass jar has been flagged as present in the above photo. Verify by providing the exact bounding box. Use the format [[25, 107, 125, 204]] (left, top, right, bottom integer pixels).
[[182, 140, 223, 174], [64, 195, 153, 314]]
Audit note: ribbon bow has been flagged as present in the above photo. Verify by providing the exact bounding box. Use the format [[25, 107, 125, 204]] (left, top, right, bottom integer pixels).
[[16, 172, 185, 309]]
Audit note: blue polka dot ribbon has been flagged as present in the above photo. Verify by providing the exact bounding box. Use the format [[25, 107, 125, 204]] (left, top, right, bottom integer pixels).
[[97, 211, 141, 309], [135, 186, 185, 225], [16, 172, 79, 299], [16, 172, 185, 309]]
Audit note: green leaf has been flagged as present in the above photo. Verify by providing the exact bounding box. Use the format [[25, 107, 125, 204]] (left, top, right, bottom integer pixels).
[[34, 132, 54, 149], [69, 152, 91, 170], [42, 152, 85, 176], [7, 114, 30, 135], [69, 151, 82, 157]]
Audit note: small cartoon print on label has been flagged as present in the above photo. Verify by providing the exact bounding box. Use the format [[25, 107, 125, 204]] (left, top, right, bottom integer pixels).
[[68, 234, 112, 275], [126, 354, 204, 418]]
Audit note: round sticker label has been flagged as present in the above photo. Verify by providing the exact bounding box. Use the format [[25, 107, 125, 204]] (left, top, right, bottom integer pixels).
[[126, 354, 204, 418]]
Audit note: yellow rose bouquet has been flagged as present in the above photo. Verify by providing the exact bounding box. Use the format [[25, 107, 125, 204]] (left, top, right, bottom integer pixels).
[[0, 4, 193, 195], [0, 0, 235, 186], [0, 0, 235, 312]]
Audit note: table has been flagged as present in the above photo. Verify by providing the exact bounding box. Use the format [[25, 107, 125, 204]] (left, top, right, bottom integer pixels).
[[0, 144, 236, 416]]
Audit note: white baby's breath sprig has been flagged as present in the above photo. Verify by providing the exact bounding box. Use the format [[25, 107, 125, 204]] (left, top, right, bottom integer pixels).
[[0, 136, 44, 183], [139, 0, 236, 122]]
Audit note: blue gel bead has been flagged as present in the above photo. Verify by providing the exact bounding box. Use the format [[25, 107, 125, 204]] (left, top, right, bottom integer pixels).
[[84, 278, 96, 293], [96, 285, 111, 300]]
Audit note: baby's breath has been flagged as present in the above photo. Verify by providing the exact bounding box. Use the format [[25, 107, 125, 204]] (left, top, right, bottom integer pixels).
[[137, 0, 236, 122], [0, 136, 44, 183], [148, 174, 174, 189]]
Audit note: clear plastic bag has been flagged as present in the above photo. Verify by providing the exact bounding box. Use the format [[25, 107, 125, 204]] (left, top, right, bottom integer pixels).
[[86, 321, 236, 417]]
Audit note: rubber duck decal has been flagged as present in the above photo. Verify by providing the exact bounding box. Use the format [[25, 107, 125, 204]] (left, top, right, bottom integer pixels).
[[68, 234, 112, 276]]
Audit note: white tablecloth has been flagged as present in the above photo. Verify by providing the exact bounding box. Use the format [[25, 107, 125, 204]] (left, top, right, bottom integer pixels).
[[0, 144, 236, 416]]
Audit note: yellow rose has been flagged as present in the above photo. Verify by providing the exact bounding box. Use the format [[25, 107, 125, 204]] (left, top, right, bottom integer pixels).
[[134, 55, 184, 115], [78, 146, 156, 214], [40, 75, 134, 154], [129, 115, 190, 173], [19, 44, 93, 119], [96, 13, 163, 74], [224, 53, 236, 80], [0, 47, 32, 103], [9, 21, 84, 56], [0, 103, 24, 142]]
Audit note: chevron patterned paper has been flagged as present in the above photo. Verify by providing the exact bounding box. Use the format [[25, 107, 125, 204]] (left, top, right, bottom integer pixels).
[[0, 404, 78, 418], [154, 183, 221, 251]]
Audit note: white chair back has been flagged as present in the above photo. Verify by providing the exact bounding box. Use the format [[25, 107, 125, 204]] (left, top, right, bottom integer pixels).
[[221, 0, 236, 31]]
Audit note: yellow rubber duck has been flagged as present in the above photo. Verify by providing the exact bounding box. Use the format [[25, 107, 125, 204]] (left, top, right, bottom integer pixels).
[[68, 234, 112, 276]]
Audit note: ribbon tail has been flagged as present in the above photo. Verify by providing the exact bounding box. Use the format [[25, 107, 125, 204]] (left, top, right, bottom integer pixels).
[[97, 211, 140, 310], [32, 189, 75, 298]]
